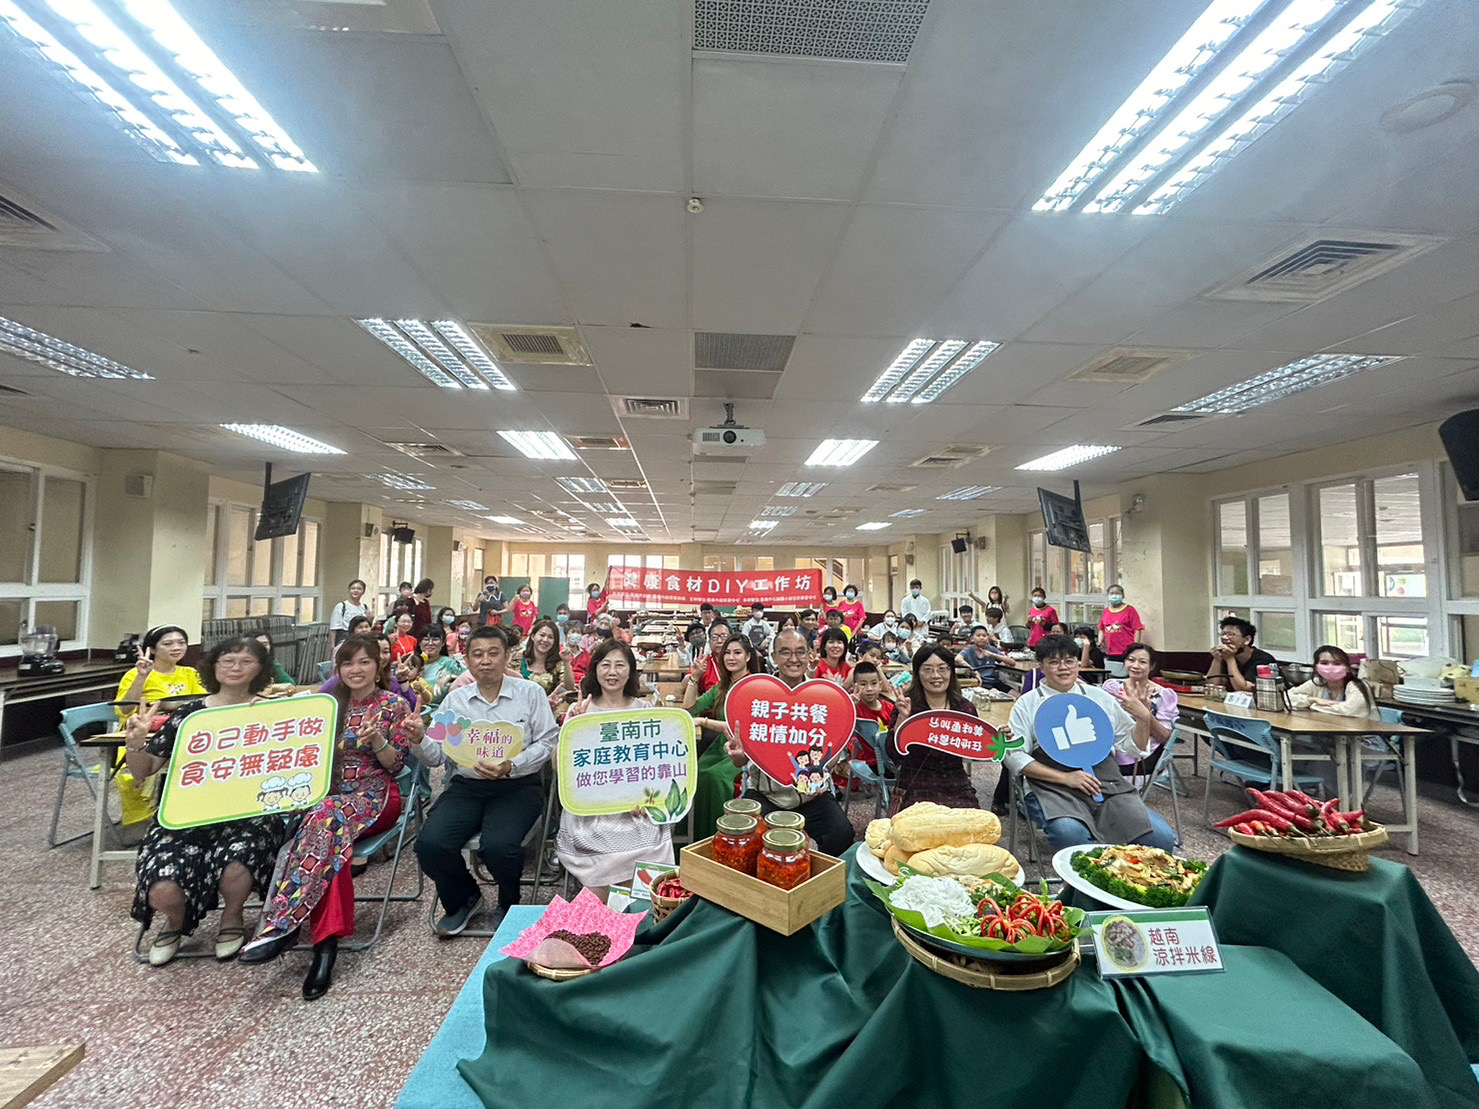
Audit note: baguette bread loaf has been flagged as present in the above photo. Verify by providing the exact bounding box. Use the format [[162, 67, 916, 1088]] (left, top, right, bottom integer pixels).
[[890, 802, 1001, 851], [906, 843, 1021, 883], [865, 818, 893, 859]]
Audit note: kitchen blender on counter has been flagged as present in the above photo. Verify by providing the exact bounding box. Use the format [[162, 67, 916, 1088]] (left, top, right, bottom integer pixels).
[[18, 624, 66, 677]]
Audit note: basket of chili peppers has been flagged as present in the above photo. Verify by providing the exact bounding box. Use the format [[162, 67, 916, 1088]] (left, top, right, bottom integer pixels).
[[649, 873, 694, 923], [1215, 788, 1388, 872]]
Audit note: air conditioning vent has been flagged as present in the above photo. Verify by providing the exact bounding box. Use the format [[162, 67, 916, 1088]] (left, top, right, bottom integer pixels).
[[1070, 349, 1190, 384], [606, 478, 649, 490], [0, 188, 106, 250], [693, 481, 738, 496], [868, 482, 916, 493], [1208, 233, 1443, 303], [469, 323, 592, 365], [942, 444, 989, 458], [1137, 412, 1209, 427], [613, 396, 689, 419], [693, 0, 931, 63], [384, 441, 461, 458], [568, 435, 630, 451], [694, 332, 795, 371]]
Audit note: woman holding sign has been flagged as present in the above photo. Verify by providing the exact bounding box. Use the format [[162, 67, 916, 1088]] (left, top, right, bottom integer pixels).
[[684, 635, 762, 840], [1004, 634, 1176, 853], [890, 645, 982, 811], [557, 639, 673, 903], [240, 635, 421, 1001], [125, 637, 290, 967]]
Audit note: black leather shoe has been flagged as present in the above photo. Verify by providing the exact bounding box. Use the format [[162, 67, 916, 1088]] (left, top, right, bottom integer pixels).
[[302, 937, 337, 1001], [238, 927, 299, 965]]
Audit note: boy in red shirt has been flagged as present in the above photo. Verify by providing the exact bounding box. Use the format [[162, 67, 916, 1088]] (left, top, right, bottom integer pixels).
[[844, 661, 897, 785]]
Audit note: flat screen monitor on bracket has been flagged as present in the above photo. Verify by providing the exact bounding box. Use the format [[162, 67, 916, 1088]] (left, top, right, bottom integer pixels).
[[1038, 483, 1091, 554], [255, 465, 311, 541]]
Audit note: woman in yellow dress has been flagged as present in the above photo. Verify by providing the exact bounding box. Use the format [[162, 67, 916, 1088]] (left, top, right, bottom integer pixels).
[[113, 625, 205, 826]]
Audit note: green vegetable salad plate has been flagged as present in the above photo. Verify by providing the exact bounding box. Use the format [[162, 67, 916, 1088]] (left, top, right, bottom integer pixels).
[[1054, 844, 1208, 912]]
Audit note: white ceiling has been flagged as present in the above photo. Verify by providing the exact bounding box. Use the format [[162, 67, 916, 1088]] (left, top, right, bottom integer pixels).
[[1, 0, 1478, 545]]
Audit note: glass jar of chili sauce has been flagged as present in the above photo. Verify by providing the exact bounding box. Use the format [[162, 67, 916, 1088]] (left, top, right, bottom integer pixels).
[[764, 810, 805, 836], [712, 814, 760, 875], [757, 830, 810, 889], [723, 798, 766, 838]]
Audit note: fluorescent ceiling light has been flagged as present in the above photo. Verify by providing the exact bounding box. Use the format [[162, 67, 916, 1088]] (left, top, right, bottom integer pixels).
[[0, 314, 152, 379], [1173, 353, 1399, 414], [607, 517, 640, 529], [445, 499, 488, 512], [484, 515, 523, 525], [1, 0, 314, 171], [356, 318, 511, 390], [1016, 445, 1121, 472], [556, 476, 608, 494], [1035, 0, 1422, 215], [583, 502, 626, 515], [855, 521, 892, 531], [937, 485, 1001, 501], [806, 439, 879, 467], [499, 430, 576, 461], [1034, 0, 1263, 212], [760, 505, 797, 517], [890, 508, 927, 518], [219, 424, 344, 454], [1136, 0, 1424, 214], [861, 338, 1001, 404], [748, 519, 778, 531], [776, 482, 827, 497], [372, 472, 434, 491]]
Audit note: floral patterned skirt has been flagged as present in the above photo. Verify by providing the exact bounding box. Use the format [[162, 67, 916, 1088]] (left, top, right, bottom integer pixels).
[[133, 816, 289, 935], [255, 773, 394, 939]]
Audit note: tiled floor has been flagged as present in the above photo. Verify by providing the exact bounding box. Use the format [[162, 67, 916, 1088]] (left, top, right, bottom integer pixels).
[[3, 740, 1476, 1107]]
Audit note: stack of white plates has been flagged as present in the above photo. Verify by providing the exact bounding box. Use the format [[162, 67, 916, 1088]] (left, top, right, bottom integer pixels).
[[1395, 685, 1458, 705]]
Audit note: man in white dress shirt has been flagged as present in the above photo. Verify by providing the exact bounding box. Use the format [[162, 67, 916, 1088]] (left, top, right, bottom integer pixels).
[[901, 579, 933, 623]]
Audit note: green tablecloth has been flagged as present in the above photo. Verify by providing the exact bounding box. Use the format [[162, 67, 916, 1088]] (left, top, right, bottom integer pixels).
[[455, 847, 1468, 1109], [1190, 848, 1479, 1108]]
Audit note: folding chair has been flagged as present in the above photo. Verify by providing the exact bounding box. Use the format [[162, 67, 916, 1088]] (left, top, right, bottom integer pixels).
[[52, 703, 119, 848], [1357, 707, 1409, 805], [1004, 768, 1045, 879], [344, 759, 432, 953], [1202, 710, 1325, 831], [1131, 728, 1185, 847], [427, 764, 562, 939], [841, 721, 895, 820], [317, 660, 333, 683]]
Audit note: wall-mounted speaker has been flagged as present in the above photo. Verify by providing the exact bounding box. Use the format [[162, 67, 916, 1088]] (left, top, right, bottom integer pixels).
[[950, 536, 969, 555], [123, 473, 153, 498]]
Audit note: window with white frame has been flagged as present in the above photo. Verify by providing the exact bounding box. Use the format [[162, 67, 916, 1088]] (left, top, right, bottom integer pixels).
[[0, 462, 92, 651], [203, 502, 322, 623], [376, 530, 422, 616], [551, 552, 586, 609], [1215, 466, 1446, 662]]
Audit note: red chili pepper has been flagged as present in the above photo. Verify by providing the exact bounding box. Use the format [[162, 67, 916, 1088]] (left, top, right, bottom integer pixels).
[[1287, 790, 1320, 807], [1248, 788, 1303, 817], [1232, 822, 1255, 834], [1215, 808, 1293, 831], [1213, 808, 1268, 829]]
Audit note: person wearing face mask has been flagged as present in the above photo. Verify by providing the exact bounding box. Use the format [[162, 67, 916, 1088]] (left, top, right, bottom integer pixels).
[[509, 584, 537, 638], [1025, 588, 1060, 648], [553, 604, 572, 642], [836, 585, 867, 637], [1287, 645, 1378, 717], [901, 579, 933, 623], [477, 576, 507, 627], [820, 585, 841, 627], [740, 602, 775, 651], [1097, 584, 1145, 671], [867, 609, 901, 640], [1073, 626, 1107, 671]]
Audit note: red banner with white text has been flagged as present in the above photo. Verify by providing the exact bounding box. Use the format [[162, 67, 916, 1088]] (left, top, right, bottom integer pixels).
[[603, 567, 824, 610]]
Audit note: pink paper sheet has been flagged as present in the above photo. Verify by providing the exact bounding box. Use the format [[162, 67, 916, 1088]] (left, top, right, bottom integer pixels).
[[499, 889, 647, 969]]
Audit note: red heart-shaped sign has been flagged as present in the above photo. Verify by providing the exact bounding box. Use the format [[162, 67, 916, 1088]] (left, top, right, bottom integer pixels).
[[724, 673, 857, 789]]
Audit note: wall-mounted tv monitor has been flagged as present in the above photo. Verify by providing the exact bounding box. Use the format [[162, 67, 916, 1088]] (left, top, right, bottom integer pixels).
[[255, 472, 311, 540], [1038, 485, 1091, 553]]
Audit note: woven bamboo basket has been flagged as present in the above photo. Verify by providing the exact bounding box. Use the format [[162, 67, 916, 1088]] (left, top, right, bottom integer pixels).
[[649, 886, 692, 923], [891, 918, 1079, 991], [1228, 823, 1388, 872], [528, 961, 595, 981]]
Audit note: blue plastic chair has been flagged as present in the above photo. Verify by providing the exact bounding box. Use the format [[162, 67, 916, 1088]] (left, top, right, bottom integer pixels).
[[1357, 707, 1408, 807], [317, 660, 333, 683], [1202, 710, 1325, 830], [842, 721, 895, 820], [51, 703, 119, 848]]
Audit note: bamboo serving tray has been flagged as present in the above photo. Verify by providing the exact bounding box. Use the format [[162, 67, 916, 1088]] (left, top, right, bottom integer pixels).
[[1228, 823, 1389, 872], [891, 918, 1079, 991], [679, 837, 846, 935]]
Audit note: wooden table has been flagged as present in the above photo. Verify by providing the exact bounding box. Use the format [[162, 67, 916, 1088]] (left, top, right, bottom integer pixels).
[[78, 731, 136, 888], [1379, 699, 1479, 806], [0, 661, 129, 747], [0, 1044, 84, 1108], [1178, 694, 1431, 854]]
